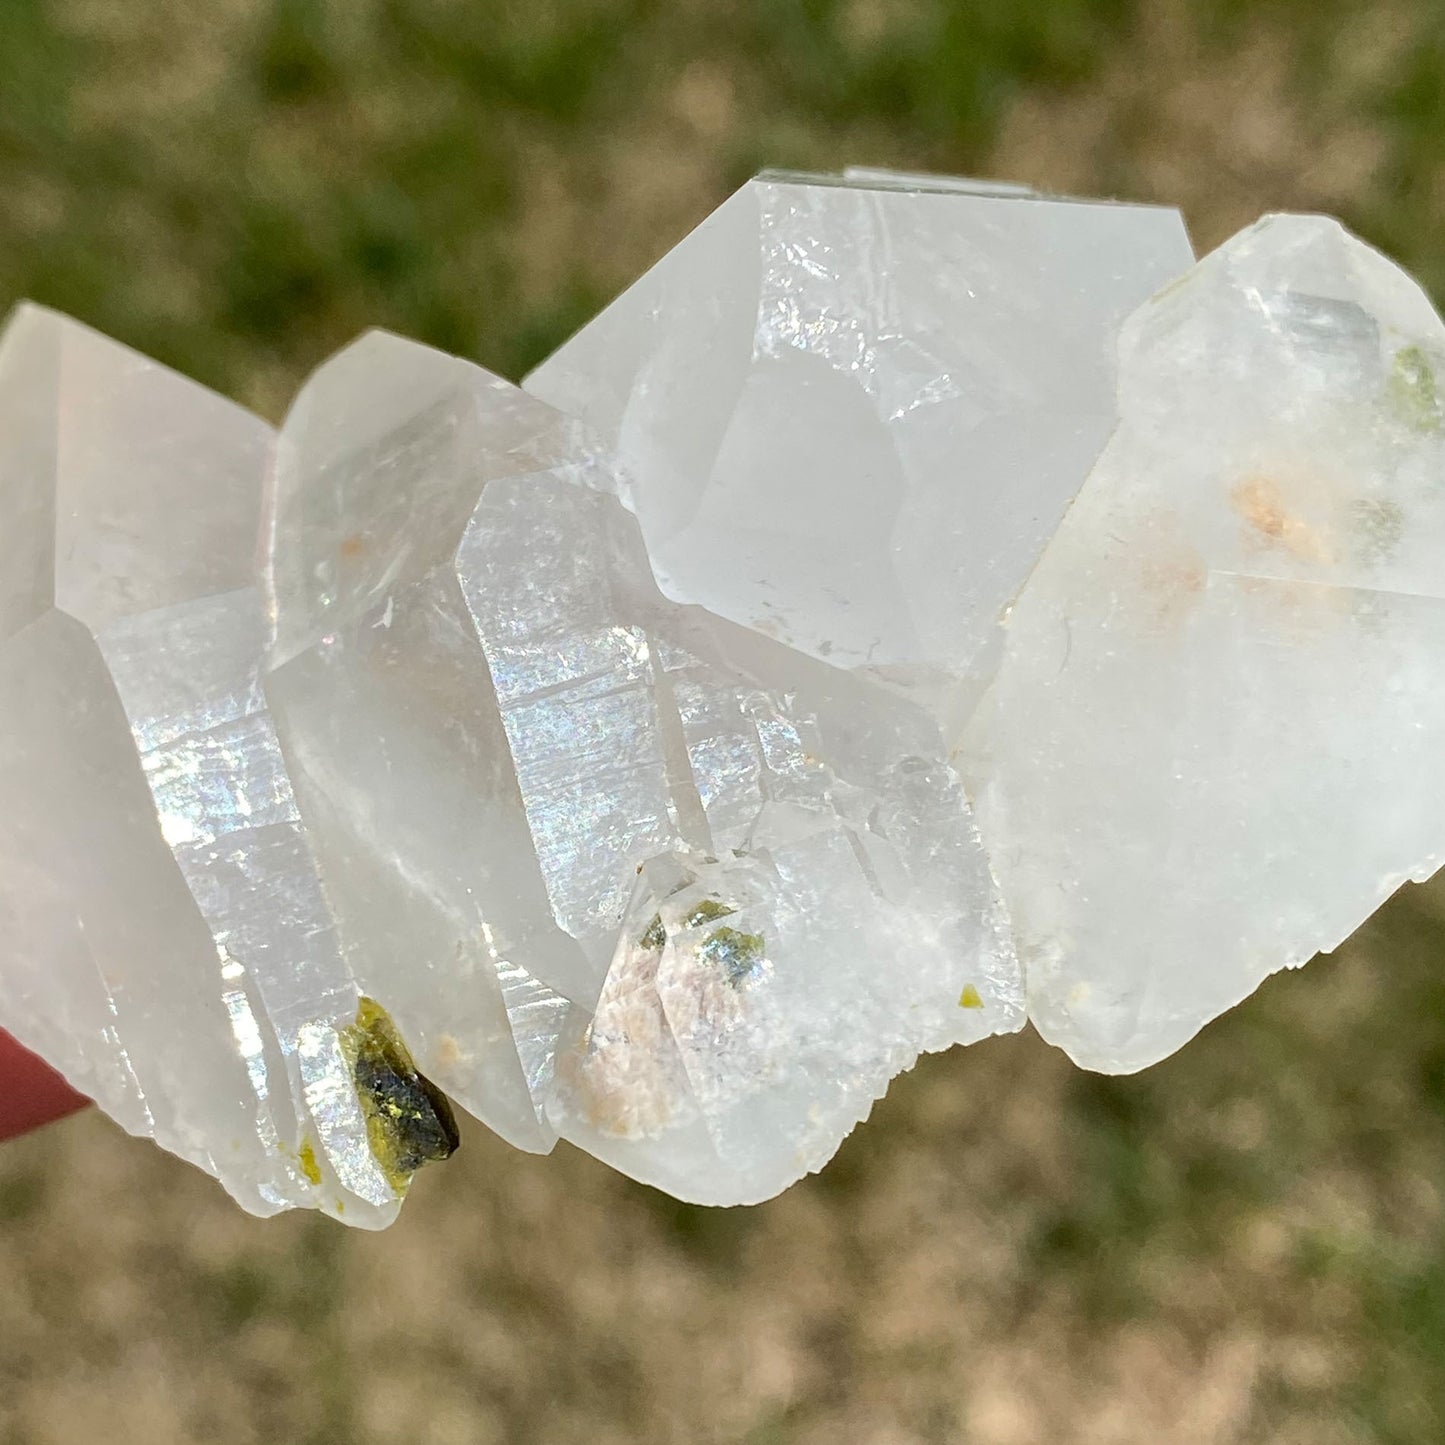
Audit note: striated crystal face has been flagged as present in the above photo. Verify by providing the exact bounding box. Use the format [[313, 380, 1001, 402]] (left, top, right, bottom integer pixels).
[[0, 306, 430, 1226], [526, 171, 1194, 735], [263, 331, 1022, 1205], [962, 215, 1445, 1072]]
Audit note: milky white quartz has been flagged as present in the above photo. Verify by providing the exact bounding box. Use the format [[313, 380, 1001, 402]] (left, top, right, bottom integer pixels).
[[0, 306, 406, 1225], [963, 214, 1445, 1071], [263, 330, 1021, 1205], [526, 170, 1194, 736]]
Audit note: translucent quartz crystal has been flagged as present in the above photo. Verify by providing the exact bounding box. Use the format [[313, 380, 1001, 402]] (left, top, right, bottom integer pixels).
[[526, 171, 1194, 738], [0, 306, 414, 1225], [263, 332, 1022, 1204], [963, 215, 1445, 1071]]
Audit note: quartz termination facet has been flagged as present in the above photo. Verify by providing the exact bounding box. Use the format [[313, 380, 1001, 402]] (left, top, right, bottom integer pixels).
[[5, 173, 1435, 1226]]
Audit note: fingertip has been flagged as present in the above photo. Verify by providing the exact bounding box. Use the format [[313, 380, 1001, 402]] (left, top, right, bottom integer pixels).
[[0, 1029, 90, 1142]]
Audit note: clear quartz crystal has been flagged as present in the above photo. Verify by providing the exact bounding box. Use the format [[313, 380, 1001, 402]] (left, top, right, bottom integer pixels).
[[263, 330, 1022, 1205], [962, 215, 1445, 1071], [0, 305, 400, 1224], [525, 170, 1194, 739]]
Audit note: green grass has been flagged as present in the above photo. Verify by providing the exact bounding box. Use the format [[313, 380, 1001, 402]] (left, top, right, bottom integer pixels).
[[0, 0, 1152, 407]]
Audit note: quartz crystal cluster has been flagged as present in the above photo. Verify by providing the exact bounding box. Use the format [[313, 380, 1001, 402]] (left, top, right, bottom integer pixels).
[[0, 308, 454, 1224], [1, 169, 1438, 1225], [263, 326, 1020, 1204]]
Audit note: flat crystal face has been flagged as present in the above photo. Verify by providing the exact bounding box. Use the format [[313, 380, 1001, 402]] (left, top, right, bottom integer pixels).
[[264, 330, 1022, 1205], [962, 214, 1445, 1071], [526, 172, 1194, 732]]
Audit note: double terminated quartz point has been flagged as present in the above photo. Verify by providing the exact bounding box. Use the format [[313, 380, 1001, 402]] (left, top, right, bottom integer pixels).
[[2, 170, 1437, 1221]]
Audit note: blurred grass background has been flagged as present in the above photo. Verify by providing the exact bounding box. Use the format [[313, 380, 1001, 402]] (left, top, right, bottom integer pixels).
[[3, 0, 1445, 1441]]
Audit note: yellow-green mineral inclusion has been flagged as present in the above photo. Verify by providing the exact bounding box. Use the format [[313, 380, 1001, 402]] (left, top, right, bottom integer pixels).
[[339, 997, 460, 1191]]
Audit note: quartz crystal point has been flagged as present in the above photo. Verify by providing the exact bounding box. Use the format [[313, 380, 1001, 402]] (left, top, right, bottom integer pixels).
[[0, 306, 449, 1226], [525, 170, 1194, 738], [263, 330, 1022, 1205], [963, 215, 1445, 1072]]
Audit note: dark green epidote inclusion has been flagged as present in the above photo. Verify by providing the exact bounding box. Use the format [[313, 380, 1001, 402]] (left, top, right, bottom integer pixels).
[[339, 998, 460, 1191]]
